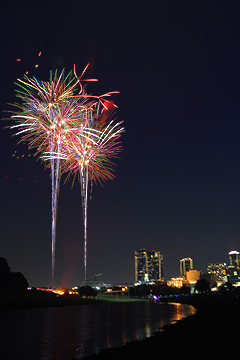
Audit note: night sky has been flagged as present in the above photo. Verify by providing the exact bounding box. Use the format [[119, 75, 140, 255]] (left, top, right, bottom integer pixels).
[[1, 1, 240, 287]]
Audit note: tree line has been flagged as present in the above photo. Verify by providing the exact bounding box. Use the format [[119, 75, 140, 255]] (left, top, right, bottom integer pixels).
[[0, 257, 28, 295]]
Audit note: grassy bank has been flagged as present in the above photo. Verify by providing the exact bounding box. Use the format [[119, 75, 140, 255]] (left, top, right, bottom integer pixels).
[[0, 291, 152, 309], [96, 294, 151, 303], [83, 294, 240, 360]]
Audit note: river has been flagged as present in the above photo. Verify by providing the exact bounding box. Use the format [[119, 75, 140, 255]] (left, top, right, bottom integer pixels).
[[0, 301, 195, 360]]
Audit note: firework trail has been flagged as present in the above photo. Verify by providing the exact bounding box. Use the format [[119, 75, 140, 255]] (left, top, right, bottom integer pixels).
[[9, 69, 90, 286], [6, 64, 124, 285], [57, 107, 124, 280]]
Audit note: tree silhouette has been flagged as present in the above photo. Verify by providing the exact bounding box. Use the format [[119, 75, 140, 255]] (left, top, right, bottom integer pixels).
[[195, 279, 210, 293], [0, 257, 28, 295], [10, 272, 28, 294], [0, 257, 11, 293], [218, 282, 233, 294], [77, 286, 97, 297], [180, 285, 191, 295]]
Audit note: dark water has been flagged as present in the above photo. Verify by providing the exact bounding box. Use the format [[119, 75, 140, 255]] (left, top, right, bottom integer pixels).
[[0, 301, 195, 360]]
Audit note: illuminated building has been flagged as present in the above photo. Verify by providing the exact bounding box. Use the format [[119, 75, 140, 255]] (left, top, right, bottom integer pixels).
[[186, 269, 200, 285], [167, 277, 184, 288], [229, 250, 240, 269], [180, 257, 193, 277], [135, 249, 163, 284], [135, 249, 148, 283], [148, 250, 163, 282], [207, 263, 227, 285]]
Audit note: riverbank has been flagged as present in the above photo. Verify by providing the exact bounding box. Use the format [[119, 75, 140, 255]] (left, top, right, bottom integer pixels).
[[96, 293, 150, 302], [0, 290, 103, 309], [83, 294, 240, 360], [0, 290, 152, 309]]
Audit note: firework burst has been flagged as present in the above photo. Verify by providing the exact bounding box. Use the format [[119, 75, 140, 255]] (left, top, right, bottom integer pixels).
[[5, 65, 124, 285]]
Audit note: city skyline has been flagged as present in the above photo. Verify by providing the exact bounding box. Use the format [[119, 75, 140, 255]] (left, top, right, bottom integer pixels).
[[1, 2, 240, 287], [134, 248, 240, 284]]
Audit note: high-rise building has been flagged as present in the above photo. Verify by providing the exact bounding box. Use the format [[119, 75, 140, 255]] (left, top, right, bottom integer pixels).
[[148, 250, 163, 282], [135, 249, 148, 283], [229, 251, 240, 268], [135, 249, 163, 284], [180, 257, 193, 277], [207, 263, 227, 285]]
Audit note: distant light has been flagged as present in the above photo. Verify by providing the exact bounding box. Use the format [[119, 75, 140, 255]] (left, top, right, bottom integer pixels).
[[229, 250, 239, 255]]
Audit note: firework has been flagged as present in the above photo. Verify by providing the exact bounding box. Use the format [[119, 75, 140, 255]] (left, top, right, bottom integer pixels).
[[10, 69, 91, 286], [7, 65, 124, 285], [57, 112, 124, 280], [42, 105, 124, 280]]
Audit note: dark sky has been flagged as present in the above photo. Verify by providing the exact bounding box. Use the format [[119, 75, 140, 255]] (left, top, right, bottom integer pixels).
[[1, 1, 240, 287]]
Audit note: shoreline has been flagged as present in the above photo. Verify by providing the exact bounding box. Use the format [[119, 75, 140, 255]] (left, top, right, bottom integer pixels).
[[2, 292, 240, 358], [0, 291, 153, 310], [0, 291, 103, 310], [83, 294, 240, 360]]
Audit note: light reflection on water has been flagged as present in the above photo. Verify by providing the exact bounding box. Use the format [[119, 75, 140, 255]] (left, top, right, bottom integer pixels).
[[1, 302, 195, 360]]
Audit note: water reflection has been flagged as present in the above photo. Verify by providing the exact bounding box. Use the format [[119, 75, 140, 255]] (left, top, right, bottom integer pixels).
[[168, 302, 191, 322], [145, 323, 151, 338], [0, 302, 195, 360]]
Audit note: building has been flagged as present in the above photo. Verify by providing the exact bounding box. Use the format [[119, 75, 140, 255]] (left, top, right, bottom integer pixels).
[[229, 250, 240, 269], [180, 257, 193, 277], [227, 274, 240, 286], [148, 250, 163, 282], [167, 277, 185, 288], [207, 263, 227, 286], [135, 249, 148, 283], [135, 249, 163, 284], [186, 269, 200, 285]]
